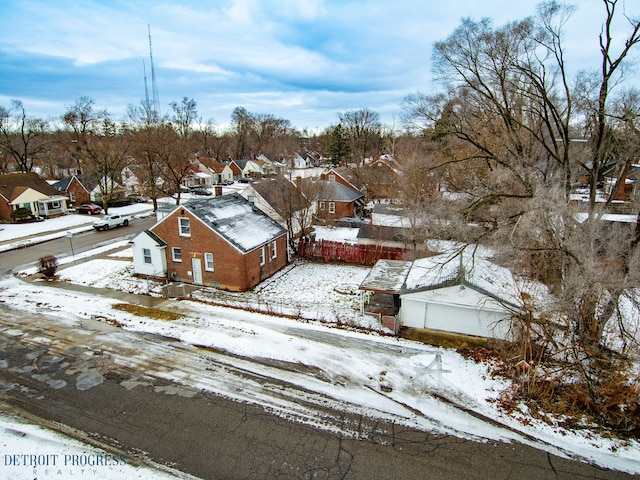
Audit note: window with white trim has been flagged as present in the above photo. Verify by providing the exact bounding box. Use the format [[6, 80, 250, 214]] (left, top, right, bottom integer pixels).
[[179, 217, 191, 236], [143, 248, 152, 264], [172, 247, 182, 262], [204, 252, 214, 271], [328, 202, 335, 214], [319, 201, 325, 210], [259, 246, 265, 266], [69, 192, 76, 202], [271, 241, 277, 259]]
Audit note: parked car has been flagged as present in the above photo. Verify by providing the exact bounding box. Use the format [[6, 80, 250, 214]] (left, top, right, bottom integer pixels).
[[15, 215, 44, 223], [77, 204, 103, 215], [190, 188, 213, 196], [238, 177, 252, 183]]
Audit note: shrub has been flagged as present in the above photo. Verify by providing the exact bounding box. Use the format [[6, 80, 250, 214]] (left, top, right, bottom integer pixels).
[[38, 255, 59, 278], [11, 207, 32, 222]]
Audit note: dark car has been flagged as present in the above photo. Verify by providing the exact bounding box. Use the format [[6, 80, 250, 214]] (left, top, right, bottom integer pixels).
[[190, 188, 213, 196], [16, 215, 45, 223], [238, 177, 252, 183], [77, 203, 103, 215]]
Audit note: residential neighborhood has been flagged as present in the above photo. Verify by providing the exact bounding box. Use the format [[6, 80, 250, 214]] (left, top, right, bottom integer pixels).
[[1, 1, 640, 479]]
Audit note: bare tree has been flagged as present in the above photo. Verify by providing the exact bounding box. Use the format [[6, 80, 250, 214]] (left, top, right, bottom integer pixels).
[[403, 0, 640, 431], [338, 108, 382, 165], [62, 97, 107, 173], [83, 117, 133, 213], [170, 97, 198, 139], [152, 124, 194, 204], [0, 99, 49, 173]]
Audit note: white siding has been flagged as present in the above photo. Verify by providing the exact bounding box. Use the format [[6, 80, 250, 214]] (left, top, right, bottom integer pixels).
[[400, 286, 511, 339], [131, 232, 167, 277]]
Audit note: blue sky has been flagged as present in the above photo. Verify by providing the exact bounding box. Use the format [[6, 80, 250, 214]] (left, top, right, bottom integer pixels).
[[1, 0, 638, 131]]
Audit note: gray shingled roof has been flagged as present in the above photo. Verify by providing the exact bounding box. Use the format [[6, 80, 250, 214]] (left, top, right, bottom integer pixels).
[[315, 180, 364, 202], [144, 229, 167, 247], [185, 193, 286, 253]]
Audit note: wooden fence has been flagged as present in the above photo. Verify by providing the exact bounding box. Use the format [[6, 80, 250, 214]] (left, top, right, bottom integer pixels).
[[297, 238, 406, 265]]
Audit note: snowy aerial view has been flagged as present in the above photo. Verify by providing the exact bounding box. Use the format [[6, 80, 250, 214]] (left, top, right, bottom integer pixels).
[[2, 1, 640, 478], [0, 197, 638, 479]]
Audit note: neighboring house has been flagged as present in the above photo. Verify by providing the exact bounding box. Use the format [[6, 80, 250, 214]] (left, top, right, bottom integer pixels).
[[603, 164, 639, 202], [293, 153, 311, 169], [134, 193, 288, 291], [53, 173, 100, 206], [53, 173, 124, 205], [242, 160, 263, 178], [241, 178, 312, 239], [364, 158, 400, 199], [230, 160, 249, 180], [183, 161, 215, 189], [207, 159, 234, 184], [121, 165, 146, 197], [312, 174, 365, 221], [255, 154, 282, 175], [0, 173, 68, 221], [360, 252, 533, 340]]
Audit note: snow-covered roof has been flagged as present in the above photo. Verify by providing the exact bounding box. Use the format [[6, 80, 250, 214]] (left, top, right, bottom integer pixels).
[[185, 193, 287, 253], [360, 250, 536, 308], [359, 259, 413, 293], [404, 252, 524, 308]]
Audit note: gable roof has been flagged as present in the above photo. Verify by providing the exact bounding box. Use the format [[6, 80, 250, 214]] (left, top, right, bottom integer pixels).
[[403, 252, 527, 309], [53, 173, 101, 194], [360, 251, 539, 310], [250, 178, 310, 215], [0, 173, 60, 201], [315, 179, 364, 203], [181, 193, 287, 253], [143, 229, 167, 247]]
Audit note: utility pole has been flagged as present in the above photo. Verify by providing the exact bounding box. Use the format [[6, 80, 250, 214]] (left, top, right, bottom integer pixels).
[[148, 24, 161, 121]]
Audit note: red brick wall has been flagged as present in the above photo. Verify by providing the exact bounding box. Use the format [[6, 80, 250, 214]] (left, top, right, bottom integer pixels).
[[0, 197, 11, 222], [316, 200, 354, 219], [67, 178, 91, 206], [152, 208, 287, 291]]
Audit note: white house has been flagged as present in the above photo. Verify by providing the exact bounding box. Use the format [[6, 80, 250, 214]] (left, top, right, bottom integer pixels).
[[131, 230, 168, 278]]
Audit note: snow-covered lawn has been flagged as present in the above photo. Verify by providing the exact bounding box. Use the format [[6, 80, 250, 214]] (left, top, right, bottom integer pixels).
[[3, 246, 639, 476]]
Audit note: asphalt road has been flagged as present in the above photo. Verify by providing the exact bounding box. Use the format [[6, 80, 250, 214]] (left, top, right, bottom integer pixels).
[[0, 215, 157, 273], [0, 301, 636, 480], [0, 216, 637, 479]]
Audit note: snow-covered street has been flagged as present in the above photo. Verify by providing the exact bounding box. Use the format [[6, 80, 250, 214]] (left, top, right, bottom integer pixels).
[[1, 246, 639, 476]]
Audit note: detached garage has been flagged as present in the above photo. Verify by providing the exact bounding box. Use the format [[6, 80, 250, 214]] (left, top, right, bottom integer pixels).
[[399, 253, 522, 340], [360, 251, 529, 340], [400, 284, 512, 339]]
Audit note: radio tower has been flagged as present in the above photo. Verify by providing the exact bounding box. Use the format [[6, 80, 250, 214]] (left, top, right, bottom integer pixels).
[[147, 24, 161, 122]]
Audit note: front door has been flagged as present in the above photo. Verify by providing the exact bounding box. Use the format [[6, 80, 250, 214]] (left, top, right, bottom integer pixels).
[[192, 258, 203, 284]]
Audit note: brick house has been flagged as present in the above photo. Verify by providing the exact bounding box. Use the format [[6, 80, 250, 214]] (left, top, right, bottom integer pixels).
[[53, 173, 101, 207], [0, 173, 68, 222], [310, 173, 365, 221], [133, 193, 288, 291]]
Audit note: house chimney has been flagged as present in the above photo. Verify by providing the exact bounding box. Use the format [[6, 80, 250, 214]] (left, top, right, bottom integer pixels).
[[215, 186, 223, 196], [296, 176, 302, 188]]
